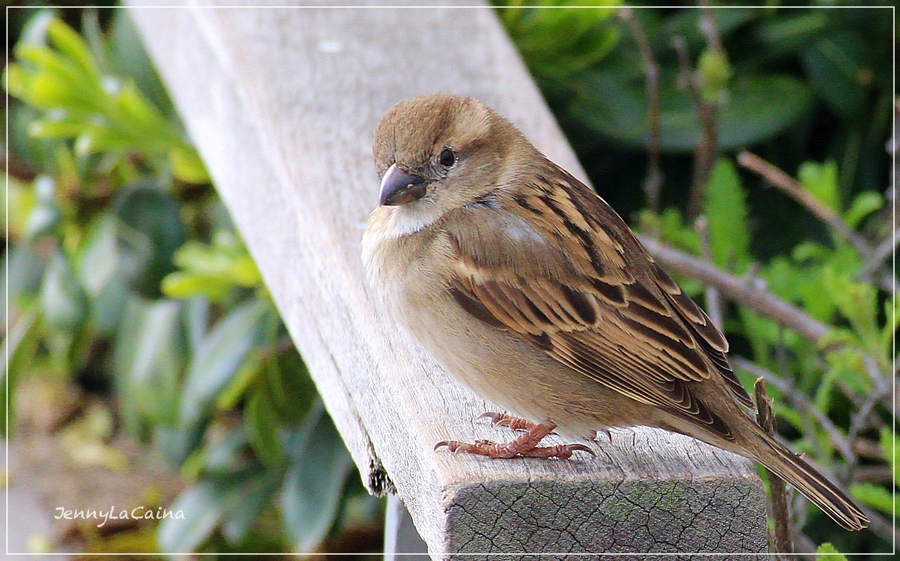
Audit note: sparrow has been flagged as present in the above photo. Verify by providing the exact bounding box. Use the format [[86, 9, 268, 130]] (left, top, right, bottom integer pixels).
[[361, 93, 868, 531]]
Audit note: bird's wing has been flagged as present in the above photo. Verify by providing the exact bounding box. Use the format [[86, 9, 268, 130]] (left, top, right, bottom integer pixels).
[[443, 167, 752, 439]]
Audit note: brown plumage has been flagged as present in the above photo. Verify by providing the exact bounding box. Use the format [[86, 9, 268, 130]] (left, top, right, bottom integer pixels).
[[362, 93, 868, 531]]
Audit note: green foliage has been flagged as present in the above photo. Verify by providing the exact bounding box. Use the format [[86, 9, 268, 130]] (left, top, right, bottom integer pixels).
[[495, 0, 621, 82], [162, 232, 263, 302], [636, 153, 890, 549], [4, 12, 208, 183], [571, 72, 814, 151], [545, 6, 893, 541], [849, 482, 893, 516], [816, 543, 848, 561], [4, 11, 365, 554], [879, 427, 899, 483], [703, 159, 750, 272], [696, 49, 732, 104]]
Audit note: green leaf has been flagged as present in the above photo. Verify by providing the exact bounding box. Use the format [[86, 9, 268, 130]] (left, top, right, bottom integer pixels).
[[816, 542, 848, 560], [821, 266, 880, 356], [798, 160, 840, 214], [158, 471, 258, 552], [40, 250, 88, 330], [23, 175, 60, 239], [801, 30, 874, 118], [703, 158, 750, 272], [572, 73, 814, 152], [202, 425, 251, 475], [499, 1, 620, 81], [154, 423, 206, 468], [281, 404, 353, 552], [114, 297, 185, 432], [214, 354, 262, 412], [78, 215, 127, 332], [107, 9, 173, 114], [697, 49, 732, 104], [879, 427, 899, 483], [46, 18, 101, 84], [849, 482, 893, 515], [822, 345, 871, 396], [246, 388, 284, 467], [637, 208, 699, 255], [843, 191, 883, 229], [753, 11, 829, 54], [179, 300, 270, 426], [112, 183, 186, 298], [2, 242, 46, 315], [265, 349, 316, 425], [170, 146, 211, 184], [220, 470, 282, 544], [882, 298, 899, 358], [161, 233, 262, 301]]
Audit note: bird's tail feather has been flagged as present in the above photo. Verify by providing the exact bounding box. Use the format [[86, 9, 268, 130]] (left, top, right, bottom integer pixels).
[[750, 426, 868, 531]]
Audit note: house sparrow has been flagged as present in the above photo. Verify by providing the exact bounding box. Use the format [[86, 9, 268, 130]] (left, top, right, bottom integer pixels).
[[361, 93, 868, 531]]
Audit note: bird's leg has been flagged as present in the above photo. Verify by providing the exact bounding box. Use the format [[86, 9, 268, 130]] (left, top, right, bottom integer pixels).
[[435, 421, 594, 459]]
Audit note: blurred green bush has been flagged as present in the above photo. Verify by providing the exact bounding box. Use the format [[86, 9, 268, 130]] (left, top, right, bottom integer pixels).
[[3, 10, 378, 554]]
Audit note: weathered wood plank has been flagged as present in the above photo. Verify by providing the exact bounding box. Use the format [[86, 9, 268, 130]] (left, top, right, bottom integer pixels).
[[127, 1, 768, 557]]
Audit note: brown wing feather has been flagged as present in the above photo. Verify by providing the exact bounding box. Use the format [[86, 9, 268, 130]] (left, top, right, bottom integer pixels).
[[649, 262, 754, 409], [445, 162, 750, 438]]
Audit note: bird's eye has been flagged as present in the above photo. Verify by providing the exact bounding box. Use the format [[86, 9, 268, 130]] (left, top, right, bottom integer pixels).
[[439, 148, 456, 167]]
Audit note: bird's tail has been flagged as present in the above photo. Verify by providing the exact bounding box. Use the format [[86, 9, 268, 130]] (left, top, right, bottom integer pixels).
[[747, 424, 869, 531]]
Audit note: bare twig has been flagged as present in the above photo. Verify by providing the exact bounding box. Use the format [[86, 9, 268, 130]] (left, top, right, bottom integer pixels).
[[698, 0, 724, 53], [792, 530, 818, 558], [860, 226, 899, 279], [852, 438, 887, 460], [673, 35, 719, 220], [743, 366, 894, 544], [1, 155, 39, 182], [754, 378, 793, 556], [694, 216, 723, 329], [736, 151, 873, 258], [734, 358, 856, 465], [847, 390, 885, 460], [638, 236, 831, 343], [620, 7, 662, 213], [854, 465, 894, 483], [855, 505, 895, 545]]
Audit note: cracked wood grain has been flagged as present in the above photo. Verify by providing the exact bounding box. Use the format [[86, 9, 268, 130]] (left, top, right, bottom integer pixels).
[[126, 1, 768, 557]]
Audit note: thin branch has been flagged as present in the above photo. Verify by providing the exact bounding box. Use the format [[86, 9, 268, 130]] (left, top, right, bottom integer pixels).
[[698, 0, 724, 53], [673, 35, 719, 220], [637, 235, 831, 343], [847, 392, 881, 479], [734, 358, 856, 464], [736, 151, 873, 258], [852, 438, 887, 460], [738, 363, 895, 543], [694, 216, 723, 329], [854, 465, 894, 483], [754, 378, 793, 556], [862, 226, 899, 273], [620, 7, 662, 213]]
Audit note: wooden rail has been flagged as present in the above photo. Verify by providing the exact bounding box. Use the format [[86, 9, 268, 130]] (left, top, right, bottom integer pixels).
[[128, 1, 768, 557]]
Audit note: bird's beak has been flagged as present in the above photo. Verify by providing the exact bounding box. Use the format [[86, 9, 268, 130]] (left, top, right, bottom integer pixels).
[[379, 163, 427, 206]]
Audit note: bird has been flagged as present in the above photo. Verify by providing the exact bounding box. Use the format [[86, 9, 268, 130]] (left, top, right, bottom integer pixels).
[[361, 93, 869, 531]]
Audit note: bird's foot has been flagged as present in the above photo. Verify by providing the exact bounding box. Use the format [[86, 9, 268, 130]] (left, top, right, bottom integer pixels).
[[476, 412, 540, 432], [435, 421, 594, 459]]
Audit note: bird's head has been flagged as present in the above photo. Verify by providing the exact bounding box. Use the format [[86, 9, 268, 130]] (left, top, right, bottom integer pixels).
[[372, 94, 528, 225]]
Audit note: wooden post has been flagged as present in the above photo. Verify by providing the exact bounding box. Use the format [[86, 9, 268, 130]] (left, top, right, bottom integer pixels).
[[127, 1, 768, 557]]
